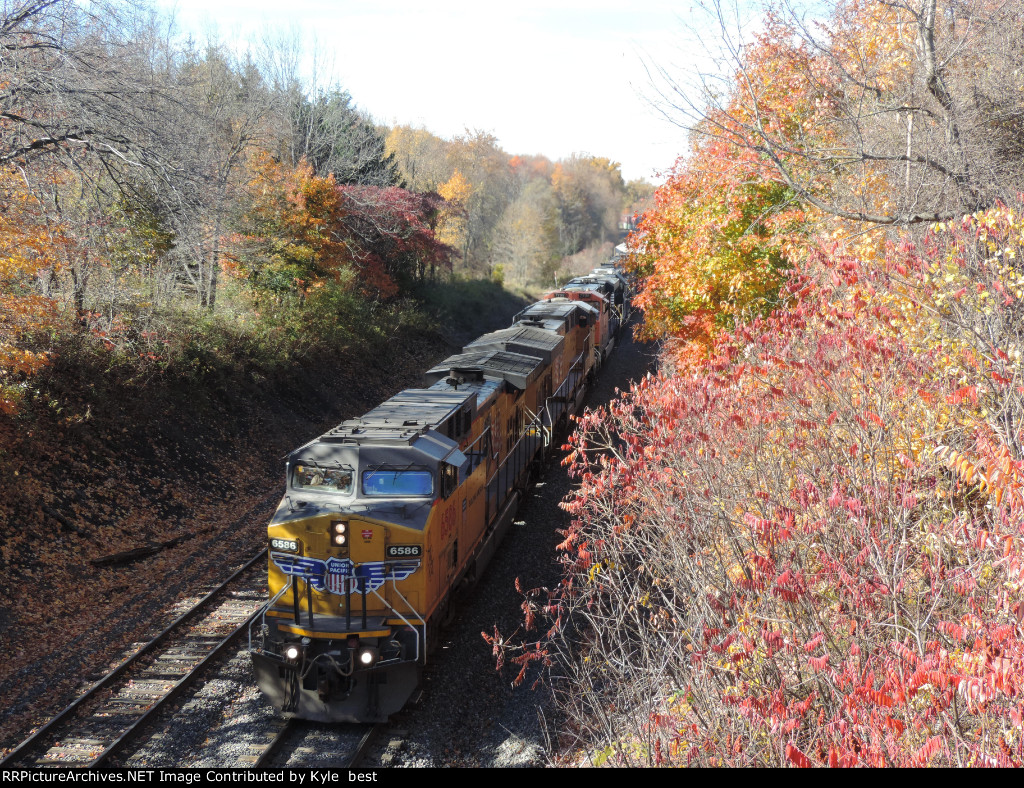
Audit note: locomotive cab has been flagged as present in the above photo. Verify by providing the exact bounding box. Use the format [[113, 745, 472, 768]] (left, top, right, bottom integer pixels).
[[251, 373, 548, 723], [251, 393, 479, 722]]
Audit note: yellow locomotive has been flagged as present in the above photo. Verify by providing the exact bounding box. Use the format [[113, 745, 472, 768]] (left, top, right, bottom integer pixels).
[[249, 300, 601, 722]]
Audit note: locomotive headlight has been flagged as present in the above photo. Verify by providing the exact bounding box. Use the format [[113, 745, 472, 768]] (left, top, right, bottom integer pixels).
[[329, 521, 348, 548], [283, 643, 302, 661], [356, 646, 379, 667]]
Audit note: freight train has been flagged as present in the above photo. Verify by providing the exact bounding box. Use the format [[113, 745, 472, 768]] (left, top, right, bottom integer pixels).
[[248, 263, 630, 723]]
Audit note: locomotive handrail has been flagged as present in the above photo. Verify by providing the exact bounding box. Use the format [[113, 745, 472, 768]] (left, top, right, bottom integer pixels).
[[249, 584, 290, 654], [522, 405, 552, 448], [369, 580, 423, 666], [484, 417, 543, 517]]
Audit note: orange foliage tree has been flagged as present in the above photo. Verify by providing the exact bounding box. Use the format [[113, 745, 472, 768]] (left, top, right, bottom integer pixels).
[[227, 152, 352, 300], [630, 146, 807, 364], [228, 152, 453, 302], [629, 14, 830, 364], [0, 168, 63, 413]]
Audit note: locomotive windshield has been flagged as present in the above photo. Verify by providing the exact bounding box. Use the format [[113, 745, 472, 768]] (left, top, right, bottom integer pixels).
[[292, 464, 354, 494], [361, 469, 433, 497]]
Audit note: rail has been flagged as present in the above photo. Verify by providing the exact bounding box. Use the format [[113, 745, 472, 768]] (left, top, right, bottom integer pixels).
[[2, 550, 269, 768]]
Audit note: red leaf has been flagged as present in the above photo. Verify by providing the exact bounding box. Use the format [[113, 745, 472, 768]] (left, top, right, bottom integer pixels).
[[786, 742, 812, 768]]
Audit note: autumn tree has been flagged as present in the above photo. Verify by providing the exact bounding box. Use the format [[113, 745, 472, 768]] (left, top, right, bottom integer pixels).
[[446, 129, 512, 273], [552, 155, 627, 256], [385, 125, 639, 282], [385, 124, 452, 193], [336, 185, 453, 293], [624, 177, 655, 222], [164, 44, 276, 309], [491, 178, 559, 286], [0, 166, 60, 412], [435, 169, 471, 269], [653, 0, 1024, 226], [629, 137, 806, 361], [229, 153, 453, 302], [228, 153, 340, 300], [1, 1, 197, 315]]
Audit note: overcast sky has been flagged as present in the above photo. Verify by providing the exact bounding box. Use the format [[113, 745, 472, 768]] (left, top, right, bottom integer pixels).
[[154, 0, 721, 183]]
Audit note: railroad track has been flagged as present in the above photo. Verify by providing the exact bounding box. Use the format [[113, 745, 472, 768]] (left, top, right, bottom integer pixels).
[[0, 550, 269, 768], [251, 719, 379, 768]]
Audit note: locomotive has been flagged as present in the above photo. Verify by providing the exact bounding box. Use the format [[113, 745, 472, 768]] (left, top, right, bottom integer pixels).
[[248, 264, 629, 723]]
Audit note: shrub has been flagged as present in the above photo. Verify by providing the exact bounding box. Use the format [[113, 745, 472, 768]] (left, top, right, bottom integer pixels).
[[503, 209, 1024, 767]]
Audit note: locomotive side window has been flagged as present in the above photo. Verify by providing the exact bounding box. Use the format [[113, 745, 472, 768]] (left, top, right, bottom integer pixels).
[[440, 462, 458, 499], [362, 469, 433, 497], [292, 465, 353, 494]]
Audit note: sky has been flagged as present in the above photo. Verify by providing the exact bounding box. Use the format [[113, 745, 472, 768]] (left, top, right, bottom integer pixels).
[[153, 0, 720, 184]]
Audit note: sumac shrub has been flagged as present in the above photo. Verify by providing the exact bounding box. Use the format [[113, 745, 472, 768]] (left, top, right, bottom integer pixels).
[[505, 210, 1024, 766]]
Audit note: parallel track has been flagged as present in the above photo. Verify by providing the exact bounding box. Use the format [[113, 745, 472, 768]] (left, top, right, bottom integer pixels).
[[0, 550, 268, 768]]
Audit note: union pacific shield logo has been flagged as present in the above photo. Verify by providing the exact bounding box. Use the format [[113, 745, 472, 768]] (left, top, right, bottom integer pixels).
[[324, 557, 355, 595], [272, 552, 419, 596]]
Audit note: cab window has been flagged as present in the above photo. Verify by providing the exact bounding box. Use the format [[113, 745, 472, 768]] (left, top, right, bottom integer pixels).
[[292, 465, 354, 494], [362, 469, 433, 497]]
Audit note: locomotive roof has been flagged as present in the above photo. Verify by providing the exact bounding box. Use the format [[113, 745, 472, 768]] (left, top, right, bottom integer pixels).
[[463, 325, 563, 363], [515, 299, 596, 328], [514, 316, 567, 335], [570, 275, 624, 293], [547, 289, 611, 305], [424, 349, 546, 390], [591, 267, 629, 283], [426, 371, 503, 401], [319, 389, 474, 445]]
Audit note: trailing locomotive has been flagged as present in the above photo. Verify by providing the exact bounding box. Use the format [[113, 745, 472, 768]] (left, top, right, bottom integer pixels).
[[249, 268, 626, 723]]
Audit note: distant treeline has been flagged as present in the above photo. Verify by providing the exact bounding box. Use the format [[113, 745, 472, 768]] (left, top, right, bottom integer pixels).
[[0, 0, 652, 414]]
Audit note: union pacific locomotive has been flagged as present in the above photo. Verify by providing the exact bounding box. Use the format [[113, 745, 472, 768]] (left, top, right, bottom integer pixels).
[[248, 264, 630, 722]]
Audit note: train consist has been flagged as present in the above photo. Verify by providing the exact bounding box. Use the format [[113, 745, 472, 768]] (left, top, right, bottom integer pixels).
[[248, 263, 630, 723]]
